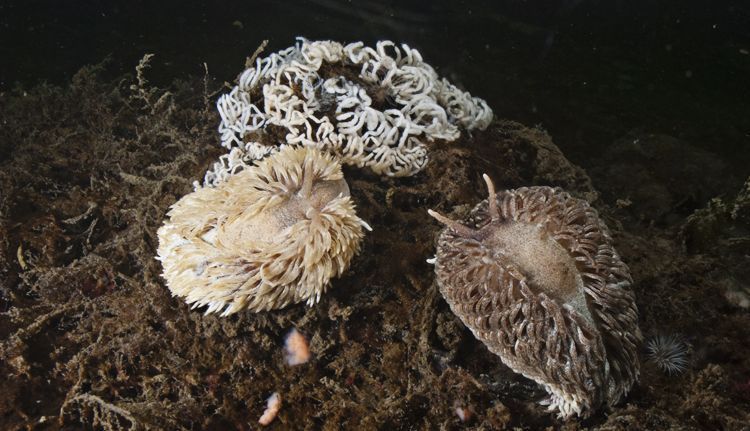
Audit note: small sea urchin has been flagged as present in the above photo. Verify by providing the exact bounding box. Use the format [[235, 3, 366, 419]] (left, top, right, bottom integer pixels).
[[156, 146, 371, 315], [645, 334, 690, 375], [429, 175, 642, 418]]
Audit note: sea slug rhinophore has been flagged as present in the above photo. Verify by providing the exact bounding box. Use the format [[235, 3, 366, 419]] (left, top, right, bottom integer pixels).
[[205, 38, 493, 185], [428, 175, 642, 418], [156, 146, 371, 315]]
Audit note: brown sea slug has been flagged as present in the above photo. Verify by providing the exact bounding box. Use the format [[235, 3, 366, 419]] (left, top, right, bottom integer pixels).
[[156, 146, 370, 315], [428, 175, 641, 418]]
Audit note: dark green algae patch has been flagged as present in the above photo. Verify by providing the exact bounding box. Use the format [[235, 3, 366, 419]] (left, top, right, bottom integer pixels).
[[0, 62, 749, 430]]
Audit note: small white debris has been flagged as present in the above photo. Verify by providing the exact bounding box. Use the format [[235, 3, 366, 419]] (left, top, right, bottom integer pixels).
[[455, 406, 472, 422], [16, 244, 27, 270], [284, 328, 311, 366], [258, 392, 281, 426]]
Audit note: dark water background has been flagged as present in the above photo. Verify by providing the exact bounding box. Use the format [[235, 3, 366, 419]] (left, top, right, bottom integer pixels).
[[1, 0, 749, 173]]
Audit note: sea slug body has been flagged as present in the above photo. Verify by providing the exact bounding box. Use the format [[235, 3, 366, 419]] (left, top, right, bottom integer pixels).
[[429, 175, 642, 418], [156, 146, 371, 315]]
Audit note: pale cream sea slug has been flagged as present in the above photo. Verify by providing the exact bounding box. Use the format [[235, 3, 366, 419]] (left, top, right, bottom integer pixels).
[[428, 175, 642, 418], [156, 146, 371, 315]]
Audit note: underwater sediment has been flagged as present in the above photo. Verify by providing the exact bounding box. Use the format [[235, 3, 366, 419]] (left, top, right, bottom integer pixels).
[[0, 57, 749, 430]]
